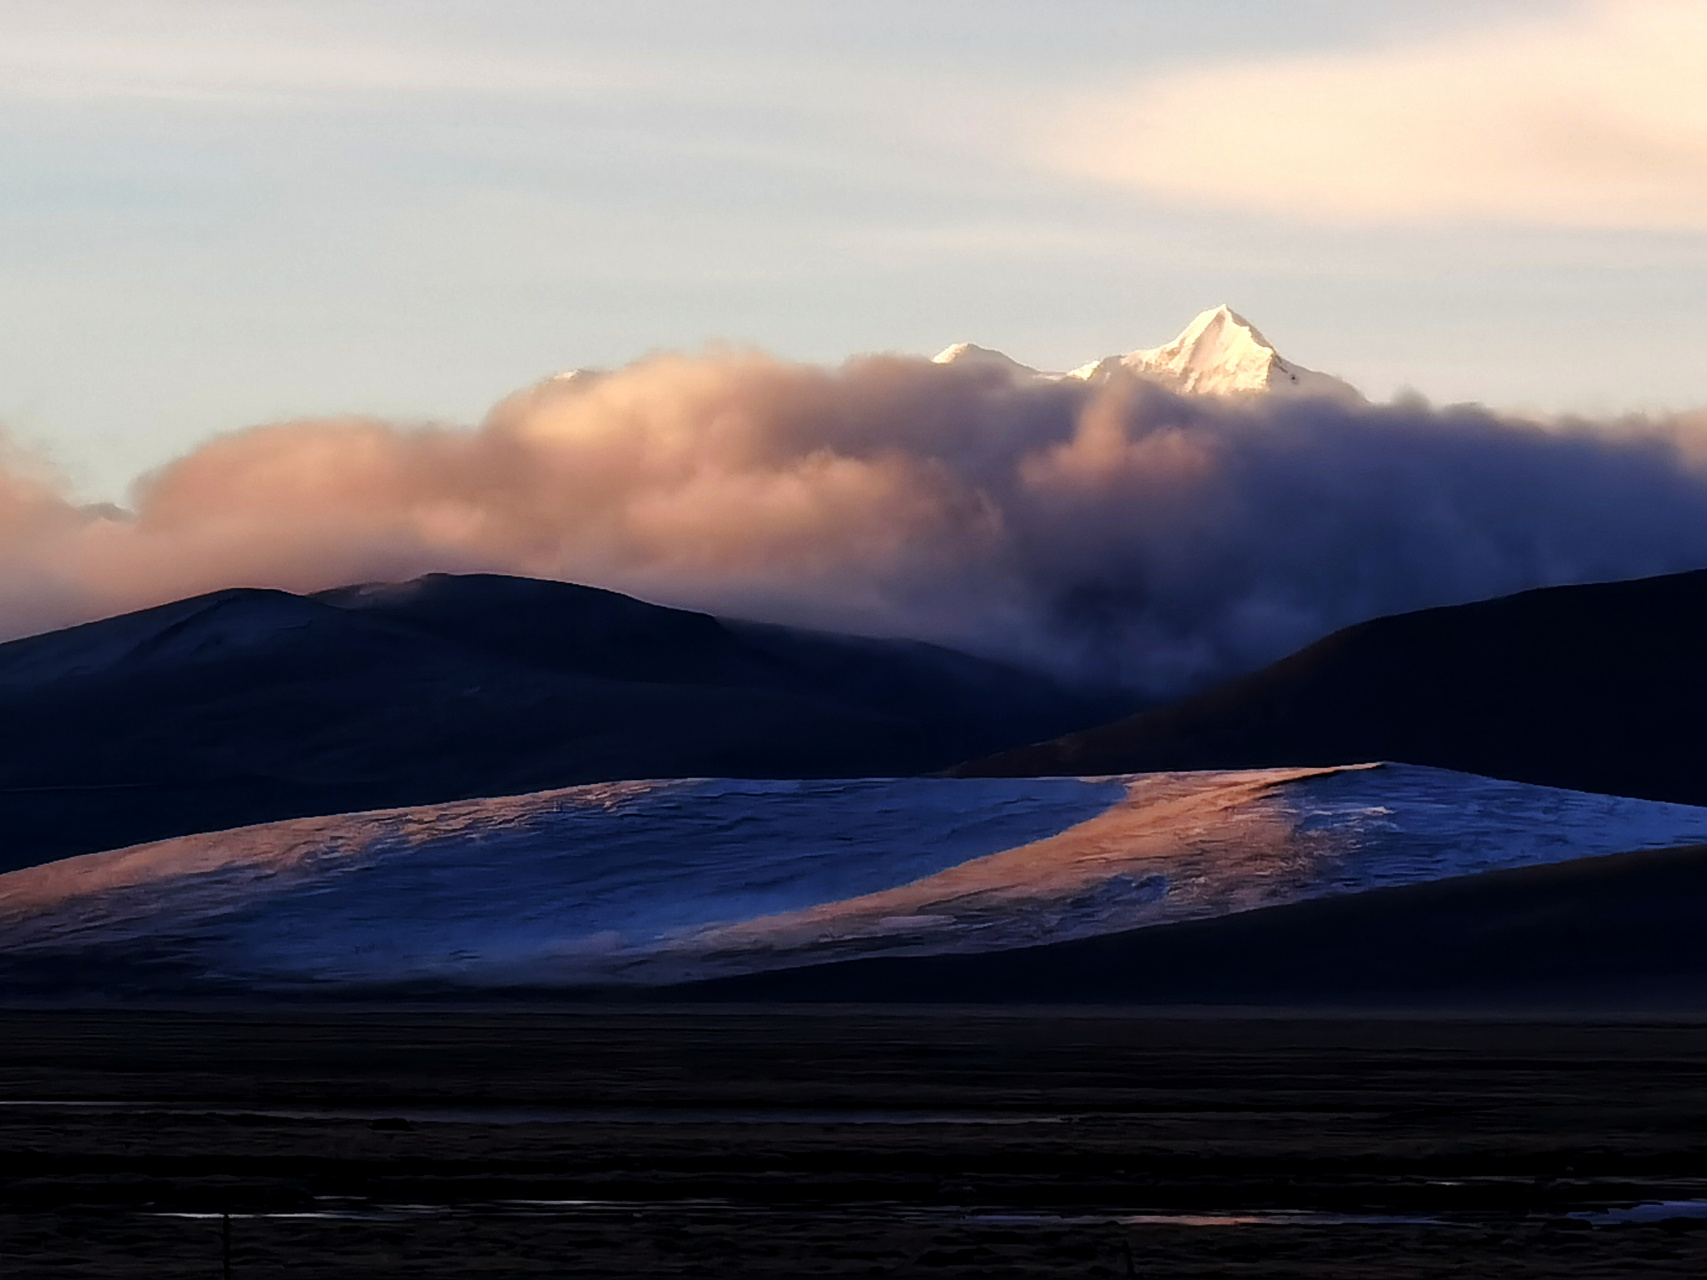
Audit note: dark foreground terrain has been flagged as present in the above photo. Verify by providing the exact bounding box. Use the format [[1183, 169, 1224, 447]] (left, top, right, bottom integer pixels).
[[6, 1010, 1707, 1278]]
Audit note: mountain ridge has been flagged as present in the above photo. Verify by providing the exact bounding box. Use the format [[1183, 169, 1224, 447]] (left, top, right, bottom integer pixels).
[[0, 572, 1131, 873], [954, 568, 1707, 806], [933, 304, 1361, 399]]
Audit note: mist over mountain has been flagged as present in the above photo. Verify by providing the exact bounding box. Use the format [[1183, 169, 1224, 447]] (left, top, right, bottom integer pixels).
[[3, 309, 1707, 694], [959, 568, 1707, 807], [0, 572, 1121, 872]]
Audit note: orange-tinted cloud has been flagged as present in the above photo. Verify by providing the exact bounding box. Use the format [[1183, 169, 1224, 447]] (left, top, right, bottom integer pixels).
[[1046, 1, 1707, 230], [3, 351, 1707, 694]]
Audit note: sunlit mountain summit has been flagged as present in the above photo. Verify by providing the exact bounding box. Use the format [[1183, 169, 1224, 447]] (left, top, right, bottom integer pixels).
[[550, 306, 1353, 400], [935, 305, 1363, 401], [926, 342, 1040, 377]]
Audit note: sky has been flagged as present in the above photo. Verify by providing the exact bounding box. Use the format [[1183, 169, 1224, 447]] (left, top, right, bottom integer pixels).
[[5, 0, 1707, 504]]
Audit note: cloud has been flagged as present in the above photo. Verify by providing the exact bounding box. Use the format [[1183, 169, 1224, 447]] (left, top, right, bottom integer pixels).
[[1045, 0, 1707, 230], [4, 353, 1707, 694]]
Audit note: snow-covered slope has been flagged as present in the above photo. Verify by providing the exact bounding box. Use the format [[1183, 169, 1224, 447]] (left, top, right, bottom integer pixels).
[[5, 764, 1706, 993], [934, 306, 1361, 400]]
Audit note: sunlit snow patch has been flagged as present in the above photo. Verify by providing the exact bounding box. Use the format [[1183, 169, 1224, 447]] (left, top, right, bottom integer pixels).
[[4, 764, 1707, 992]]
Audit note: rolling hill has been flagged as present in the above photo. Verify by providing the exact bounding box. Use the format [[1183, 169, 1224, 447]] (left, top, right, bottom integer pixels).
[[956, 568, 1707, 805], [0, 573, 1126, 872], [8, 762, 1707, 999], [680, 843, 1707, 1007]]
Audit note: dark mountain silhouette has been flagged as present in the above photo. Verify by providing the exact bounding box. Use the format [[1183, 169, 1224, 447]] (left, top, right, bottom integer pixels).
[[677, 843, 1707, 1007], [0, 573, 1130, 873], [956, 569, 1707, 805]]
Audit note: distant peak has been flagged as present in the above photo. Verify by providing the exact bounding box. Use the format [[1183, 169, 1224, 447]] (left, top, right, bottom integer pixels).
[[931, 343, 1038, 376], [1149, 306, 1282, 376]]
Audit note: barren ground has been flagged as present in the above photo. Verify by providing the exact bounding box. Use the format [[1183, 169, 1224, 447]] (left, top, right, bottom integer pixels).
[[4, 1008, 1707, 1277]]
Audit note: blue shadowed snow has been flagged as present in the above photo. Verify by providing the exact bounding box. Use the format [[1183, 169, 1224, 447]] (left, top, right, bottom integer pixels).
[[81, 777, 1126, 981], [1284, 764, 1707, 894], [9, 764, 1707, 991]]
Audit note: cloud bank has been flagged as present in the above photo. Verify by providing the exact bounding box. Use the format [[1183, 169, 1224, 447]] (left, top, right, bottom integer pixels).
[[1048, 0, 1707, 229], [4, 352, 1707, 695]]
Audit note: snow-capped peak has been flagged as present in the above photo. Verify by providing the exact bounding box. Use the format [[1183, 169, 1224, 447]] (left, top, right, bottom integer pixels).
[[1067, 305, 1361, 400], [553, 307, 1357, 402], [931, 342, 1040, 376]]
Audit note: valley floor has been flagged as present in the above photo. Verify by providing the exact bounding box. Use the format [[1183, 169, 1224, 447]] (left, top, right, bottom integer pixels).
[[4, 1008, 1707, 1277]]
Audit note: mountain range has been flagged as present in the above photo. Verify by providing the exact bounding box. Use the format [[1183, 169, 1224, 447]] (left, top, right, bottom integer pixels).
[[7, 305, 1707, 1007], [932, 304, 1362, 399], [0, 573, 1126, 873], [552, 305, 1361, 401], [9, 562, 1707, 1003]]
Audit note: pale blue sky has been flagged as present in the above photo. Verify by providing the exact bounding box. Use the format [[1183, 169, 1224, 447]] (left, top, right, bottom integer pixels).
[[3, 0, 1703, 501]]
